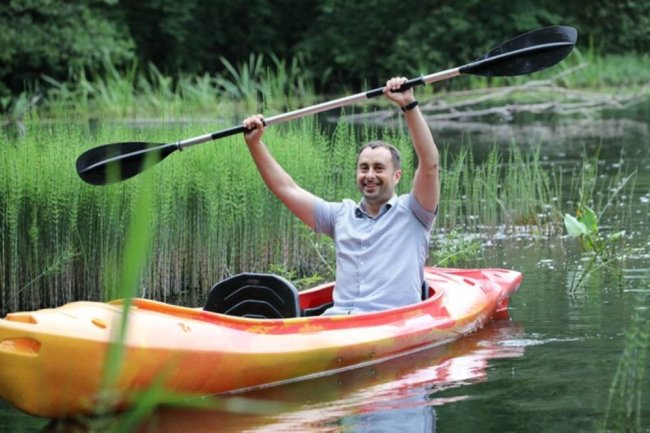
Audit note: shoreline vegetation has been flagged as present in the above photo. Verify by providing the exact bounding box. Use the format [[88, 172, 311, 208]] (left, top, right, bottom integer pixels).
[[1, 50, 648, 314], [0, 114, 640, 315], [2, 51, 650, 129]]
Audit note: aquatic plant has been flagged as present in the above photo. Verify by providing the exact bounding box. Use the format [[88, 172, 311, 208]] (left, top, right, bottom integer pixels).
[[438, 142, 557, 231], [29, 53, 318, 121], [602, 293, 649, 433], [0, 116, 638, 313], [563, 151, 636, 292], [4, 48, 649, 125]]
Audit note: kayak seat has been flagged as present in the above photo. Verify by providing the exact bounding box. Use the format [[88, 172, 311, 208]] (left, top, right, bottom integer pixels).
[[204, 273, 301, 319]]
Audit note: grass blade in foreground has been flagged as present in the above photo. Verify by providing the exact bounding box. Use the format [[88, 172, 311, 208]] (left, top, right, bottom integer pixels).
[[97, 154, 156, 414]]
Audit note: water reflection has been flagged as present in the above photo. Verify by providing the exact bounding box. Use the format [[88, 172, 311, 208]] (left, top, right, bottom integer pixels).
[[341, 101, 650, 169], [43, 321, 525, 433]]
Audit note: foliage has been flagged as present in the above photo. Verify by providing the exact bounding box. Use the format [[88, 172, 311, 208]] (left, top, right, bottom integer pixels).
[[562, 2, 650, 54], [563, 205, 625, 291], [98, 151, 157, 414], [2, 116, 627, 313], [564, 206, 625, 258], [32, 53, 317, 119], [297, 0, 558, 92], [439, 143, 557, 231], [563, 155, 636, 292], [2, 0, 650, 103], [0, 0, 134, 98]]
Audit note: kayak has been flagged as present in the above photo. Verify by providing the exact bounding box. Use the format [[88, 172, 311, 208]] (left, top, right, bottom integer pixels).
[[0, 266, 521, 418]]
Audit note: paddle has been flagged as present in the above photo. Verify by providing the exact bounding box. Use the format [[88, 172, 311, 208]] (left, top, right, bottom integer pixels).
[[77, 25, 577, 185]]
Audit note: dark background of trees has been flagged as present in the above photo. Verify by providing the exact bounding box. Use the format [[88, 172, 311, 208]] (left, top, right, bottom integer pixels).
[[1, 0, 649, 98]]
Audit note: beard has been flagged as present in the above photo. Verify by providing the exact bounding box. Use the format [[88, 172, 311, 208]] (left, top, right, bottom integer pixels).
[[358, 180, 393, 203]]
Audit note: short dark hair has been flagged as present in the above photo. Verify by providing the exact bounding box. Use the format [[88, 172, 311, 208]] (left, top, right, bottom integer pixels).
[[356, 141, 402, 171]]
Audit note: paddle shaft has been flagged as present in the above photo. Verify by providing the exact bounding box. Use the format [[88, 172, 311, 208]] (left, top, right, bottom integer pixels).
[[171, 69, 455, 150]]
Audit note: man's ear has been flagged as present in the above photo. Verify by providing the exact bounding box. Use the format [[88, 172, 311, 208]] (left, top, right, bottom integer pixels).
[[394, 169, 402, 183]]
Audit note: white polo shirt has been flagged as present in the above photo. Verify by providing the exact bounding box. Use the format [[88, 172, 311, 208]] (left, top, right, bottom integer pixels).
[[314, 193, 436, 315]]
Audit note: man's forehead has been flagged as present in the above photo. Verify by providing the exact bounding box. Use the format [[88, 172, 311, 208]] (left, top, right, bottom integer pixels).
[[357, 146, 392, 163]]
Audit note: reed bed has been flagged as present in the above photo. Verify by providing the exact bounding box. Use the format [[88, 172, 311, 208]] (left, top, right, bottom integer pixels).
[[0, 116, 632, 314], [37, 53, 317, 121], [8, 51, 648, 127]]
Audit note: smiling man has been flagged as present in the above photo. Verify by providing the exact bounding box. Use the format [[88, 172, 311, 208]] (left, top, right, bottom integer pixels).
[[243, 77, 439, 315]]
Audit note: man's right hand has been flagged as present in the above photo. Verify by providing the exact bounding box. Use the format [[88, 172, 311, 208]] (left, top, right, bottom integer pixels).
[[243, 114, 265, 146]]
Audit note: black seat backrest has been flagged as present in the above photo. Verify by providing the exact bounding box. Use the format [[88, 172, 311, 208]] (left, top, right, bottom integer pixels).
[[204, 273, 301, 319]]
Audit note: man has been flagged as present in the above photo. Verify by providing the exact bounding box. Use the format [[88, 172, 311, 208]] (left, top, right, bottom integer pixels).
[[243, 77, 439, 315]]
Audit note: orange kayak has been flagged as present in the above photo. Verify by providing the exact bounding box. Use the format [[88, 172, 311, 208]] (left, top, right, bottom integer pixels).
[[0, 267, 521, 418]]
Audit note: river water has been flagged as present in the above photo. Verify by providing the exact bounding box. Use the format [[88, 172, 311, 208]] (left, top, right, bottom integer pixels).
[[1, 99, 649, 432]]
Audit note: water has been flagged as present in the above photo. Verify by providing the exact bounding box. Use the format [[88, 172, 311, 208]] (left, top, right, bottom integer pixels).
[[2, 100, 650, 432]]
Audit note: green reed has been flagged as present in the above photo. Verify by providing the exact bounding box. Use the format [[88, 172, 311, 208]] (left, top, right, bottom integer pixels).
[[603, 293, 649, 433], [0, 115, 633, 313], [36, 53, 318, 121], [438, 141, 558, 231], [562, 148, 638, 292]]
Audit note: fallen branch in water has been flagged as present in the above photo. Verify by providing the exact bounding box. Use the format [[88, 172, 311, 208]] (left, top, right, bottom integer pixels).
[[344, 63, 650, 124]]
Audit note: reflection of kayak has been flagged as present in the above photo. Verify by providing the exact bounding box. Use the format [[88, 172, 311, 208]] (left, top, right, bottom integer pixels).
[[0, 267, 521, 418]]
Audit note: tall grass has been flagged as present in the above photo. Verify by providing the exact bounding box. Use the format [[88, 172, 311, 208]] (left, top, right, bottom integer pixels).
[[438, 141, 559, 231], [36, 53, 318, 121], [603, 293, 649, 432], [0, 116, 636, 314]]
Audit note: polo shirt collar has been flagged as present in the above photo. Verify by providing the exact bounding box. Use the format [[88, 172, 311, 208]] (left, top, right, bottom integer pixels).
[[355, 195, 398, 218]]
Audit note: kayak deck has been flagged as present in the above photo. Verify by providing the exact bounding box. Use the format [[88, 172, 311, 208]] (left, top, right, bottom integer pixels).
[[0, 267, 521, 418]]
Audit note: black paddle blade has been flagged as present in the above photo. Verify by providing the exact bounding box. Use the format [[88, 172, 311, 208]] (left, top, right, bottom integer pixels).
[[460, 25, 577, 77], [76, 141, 178, 185]]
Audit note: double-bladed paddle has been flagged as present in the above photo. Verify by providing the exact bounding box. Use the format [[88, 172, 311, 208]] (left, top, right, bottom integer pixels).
[[76, 25, 577, 185]]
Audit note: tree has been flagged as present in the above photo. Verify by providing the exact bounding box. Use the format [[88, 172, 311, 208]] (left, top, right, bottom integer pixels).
[[0, 0, 134, 97], [297, 0, 560, 91]]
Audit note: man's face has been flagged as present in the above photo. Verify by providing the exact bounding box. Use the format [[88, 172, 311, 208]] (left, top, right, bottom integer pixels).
[[356, 146, 402, 205]]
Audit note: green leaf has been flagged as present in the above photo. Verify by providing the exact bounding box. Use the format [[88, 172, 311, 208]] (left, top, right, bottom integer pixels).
[[564, 214, 588, 237], [579, 206, 599, 234]]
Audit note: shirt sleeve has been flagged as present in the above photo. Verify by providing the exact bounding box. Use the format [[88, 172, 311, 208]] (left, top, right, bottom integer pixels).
[[314, 198, 341, 237], [408, 193, 437, 229]]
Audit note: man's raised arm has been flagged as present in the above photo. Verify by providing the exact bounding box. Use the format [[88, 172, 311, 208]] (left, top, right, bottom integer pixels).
[[242, 114, 318, 229], [383, 78, 440, 214]]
